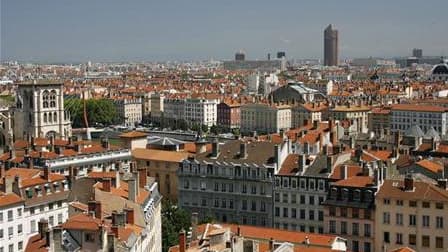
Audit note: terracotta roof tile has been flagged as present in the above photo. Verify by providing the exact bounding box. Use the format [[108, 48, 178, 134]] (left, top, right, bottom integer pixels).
[[333, 176, 374, 188], [416, 159, 443, 173]]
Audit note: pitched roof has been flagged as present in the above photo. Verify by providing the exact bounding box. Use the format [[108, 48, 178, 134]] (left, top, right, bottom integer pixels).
[[377, 179, 448, 201], [25, 234, 48, 252], [0, 192, 24, 207], [119, 131, 148, 138], [333, 176, 374, 188], [132, 148, 190, 162], [416, 159, 443, 173], [62, 213, 103, 231]]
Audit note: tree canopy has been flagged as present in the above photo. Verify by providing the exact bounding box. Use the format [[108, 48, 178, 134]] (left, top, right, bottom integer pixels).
[[64, 98, 118, 128], [162, 200, 191, 252]]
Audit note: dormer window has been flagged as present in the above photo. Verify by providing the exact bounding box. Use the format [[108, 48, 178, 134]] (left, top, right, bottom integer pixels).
[[44, 184, 51, 194], [35, 186, 42, 197], [53, 182, 60, 192], [25, 188, 33, 199], [353, 189, 361, 201]]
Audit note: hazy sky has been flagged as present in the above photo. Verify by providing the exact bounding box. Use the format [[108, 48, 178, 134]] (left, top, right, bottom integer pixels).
[[1, 0, 447, 62]]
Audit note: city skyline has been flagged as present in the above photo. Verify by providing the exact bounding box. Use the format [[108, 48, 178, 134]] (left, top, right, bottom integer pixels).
[[1, 0, 448, 62]]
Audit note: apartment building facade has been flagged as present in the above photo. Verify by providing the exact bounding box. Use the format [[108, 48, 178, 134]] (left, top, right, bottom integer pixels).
[[390, 104, 447, 136], [241, 103, 291, 134], [375, 177, 448, 252]]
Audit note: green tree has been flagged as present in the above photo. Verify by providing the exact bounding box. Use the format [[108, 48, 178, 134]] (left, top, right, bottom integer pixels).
[[162, 200, 191, 252], [201, 124, 209, 133], [64, 98, 118, 128]]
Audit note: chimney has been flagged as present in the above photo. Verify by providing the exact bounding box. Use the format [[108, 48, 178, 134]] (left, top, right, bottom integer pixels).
[[179, 229, 187, 252], [128, 177, 137, 202], [404, 174, 414, 191], [115, 171, 121, 188], [49, 135, 55, 152], [237, 226, 241, 236], [124, 208, 135, 225], [279, 129, 284, 139], [112, 211, 126, 227], [240, 142, 247, 159], [341, 165, 348, 180], [211, 140, 220, 158], [4, 176, 14, 193], [274, 145, 280, 166], [191, 212, 198, 240], [195, 141, 207, 154], [298, 154, 306, 173], [88, 200, 102, 219], [269, 238, 274, 251], [74, 144, 82, 153], [313, 120, 319, 130], [103, 178, 112, 192], [138, 168, 147, 189], [355, 146, 362, 163], [303, 119, 309, 126], [38, 219, 49, 240], [326, 156, 333, 171], [330, 131, 337, 145], [437, 179, 448, 190], [31, 137, 35, 150], [51, 226, 63, 251], [349, 136, 355, 149], [54, 146, 62, 155], [43, 166, 50, 180], [101, 137, 110, 150], [9, 149, 16, 160]]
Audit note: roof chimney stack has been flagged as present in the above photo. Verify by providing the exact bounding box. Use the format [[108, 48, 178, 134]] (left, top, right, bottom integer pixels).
[[404, 174, 414, 191]]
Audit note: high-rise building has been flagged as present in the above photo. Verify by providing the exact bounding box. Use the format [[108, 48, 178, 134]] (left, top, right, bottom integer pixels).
[[235, 51, 245, 61], [324, 24, 338, 66], [277, 51, 286, 59], [412, 48, 423, 58]]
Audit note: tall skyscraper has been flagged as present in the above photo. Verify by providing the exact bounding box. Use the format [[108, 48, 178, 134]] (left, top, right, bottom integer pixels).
[[235, 51, 245, 61], [324, 24, 338, 66], [412, 48, 423, 58]]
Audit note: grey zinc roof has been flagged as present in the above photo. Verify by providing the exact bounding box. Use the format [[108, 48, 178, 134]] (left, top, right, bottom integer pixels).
[[288, 82, 319, 94], [425, 127, 440, 140], [147, 135, 185, 146], [404, 125, 425, 137]]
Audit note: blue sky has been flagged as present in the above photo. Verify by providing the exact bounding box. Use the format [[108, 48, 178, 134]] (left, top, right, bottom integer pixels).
[[1, 0, 447, 62]]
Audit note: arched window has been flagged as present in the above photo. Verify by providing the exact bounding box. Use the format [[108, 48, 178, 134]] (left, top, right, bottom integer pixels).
[[48, 112, 52, 123], [43, 113, 47, 123], [42, 90, 49, 108], [49, 90, 57, 108], [53, 112, 58, 123]]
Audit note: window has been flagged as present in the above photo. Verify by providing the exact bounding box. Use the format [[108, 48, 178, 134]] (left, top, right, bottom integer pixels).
[[396, 200, 403, 206], [17, 224, 22, 235], [436, 237, 444, 249], [383, 232, 390, 243], [409, 214, 416, 226], [0, 229, 3, 238], [422, 202, 430, 208], [300, 209, 305, 219], [352, 208, 359, 218], [409, 234, 416, 245], [352, 241, 359, 252], [18, 242, 22, 251], [383, 198, 390, 205], [300, 195, 305, 204], [352, 223, 359, 236], [422, 215, 430, 227], [309, 210, 314, 220], [0, 213, 3, 222], [383, 212, 390, 224], [8, 245, 12, 252], [318, 211, 323, 221], [436, 202, 444, 209], [341, 208, 347, 217], [309, 195, 315, 205], [17, 209, 22, 217], [409, 201, 417, 207], [436, 216, 444, 229], [31, 220, 36, 232], [341, 221, 347, 234], [214, 183, 219, 191], [275, 193, 280, 202], [364, 224, 371, 237], [364, 242, 371, 252], [396, 233, 403, 244], [7, 210, 12, 221], [364, 209, 371, 220], [422, 235, 430, 247], [283, 208, 288, 217], [329, 207, 336, 216], [58, 213, 63, 224], [275, 207, 279, 217], [329, 220, 336, 233], [291, 208, 296, 218], [85, 233, 95, 242], [49, 216, 54, 226], [282, 193, 288, 203], [396, 213, 403, 225], [291, 194, 296, 203], [260, 202, 265, 212], [8, 227, 13, 237]]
